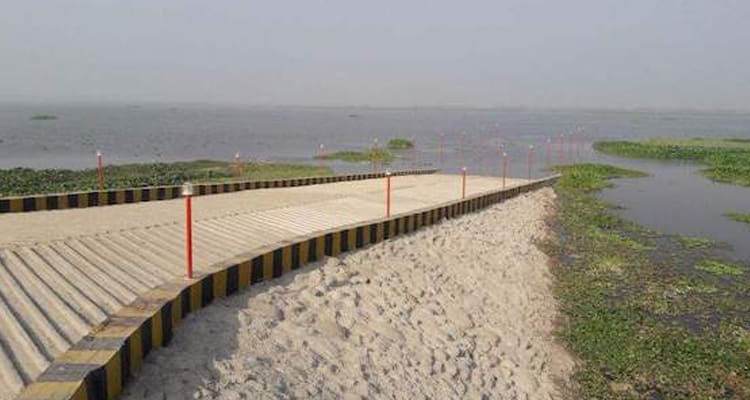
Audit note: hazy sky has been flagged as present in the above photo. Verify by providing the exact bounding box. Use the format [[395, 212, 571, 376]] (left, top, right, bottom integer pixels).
[[2, 1, 749, 109]]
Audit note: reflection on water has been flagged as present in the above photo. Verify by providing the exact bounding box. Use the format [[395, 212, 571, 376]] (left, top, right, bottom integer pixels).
[[596, 154, 750, 260]]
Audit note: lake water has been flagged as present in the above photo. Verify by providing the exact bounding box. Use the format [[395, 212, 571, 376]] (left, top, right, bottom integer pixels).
[[595, 154, 750, 260], [1, 103, 748, 258], [2, 103, 749, 173]]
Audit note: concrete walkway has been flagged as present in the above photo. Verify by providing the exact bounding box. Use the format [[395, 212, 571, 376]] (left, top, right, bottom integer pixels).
[[0, 174, 527, 398]]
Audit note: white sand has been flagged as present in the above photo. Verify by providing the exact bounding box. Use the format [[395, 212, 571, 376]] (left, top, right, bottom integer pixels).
[[121, 188, 573, 400]]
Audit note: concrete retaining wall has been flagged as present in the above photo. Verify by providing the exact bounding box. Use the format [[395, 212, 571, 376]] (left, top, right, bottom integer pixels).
[[0, 169, 437, 215], [17, 174, 559, 400]]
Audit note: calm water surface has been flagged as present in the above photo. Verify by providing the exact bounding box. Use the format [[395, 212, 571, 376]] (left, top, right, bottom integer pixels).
[[2, 103, 749, 172], [595, 154, 750, 260], [1, 103, 748, 258]]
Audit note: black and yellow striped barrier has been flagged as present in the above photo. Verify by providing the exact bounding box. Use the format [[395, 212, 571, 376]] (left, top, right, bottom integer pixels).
[[0, 169, 437, 215], [17, 174, 559, 400]]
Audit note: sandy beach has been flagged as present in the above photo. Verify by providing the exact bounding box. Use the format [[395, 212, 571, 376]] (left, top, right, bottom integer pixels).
[[121, 187, 573, 400]]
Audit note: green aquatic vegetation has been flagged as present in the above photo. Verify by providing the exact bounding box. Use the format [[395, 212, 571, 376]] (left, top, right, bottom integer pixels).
[[387, 138, 414, 149], [724, 212, 750, 226], [553, 163, 648, 192], [586, 226, 654, 250], [695, 260, 744, 276], [0, 160, 332, 197], [678, 236, 714, 249], [672, 277, 719, 296], [30, 114, 58, 120], [674, 278, 718, 295], [594, 138, 750, 187], [548, 163, 750, 399], [315, 148, 394, 163], [588, 255, 626, 277]]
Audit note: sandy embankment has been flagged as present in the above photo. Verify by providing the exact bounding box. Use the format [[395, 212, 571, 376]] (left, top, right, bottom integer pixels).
[[121, 188, 574, 399]]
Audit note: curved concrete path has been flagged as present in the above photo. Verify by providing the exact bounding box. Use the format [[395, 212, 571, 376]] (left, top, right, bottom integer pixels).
[[0, 173, 528, 399]]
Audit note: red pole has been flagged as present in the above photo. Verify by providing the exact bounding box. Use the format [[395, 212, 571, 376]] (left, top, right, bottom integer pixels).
[[558, 133, 564, 164], [183, 183, 194, 279], [385, 171, 391, 217], [96, 150, 104, 191], [461, 167, 467, 199], [502, 152, 508, 189], [528, 145, 535, 180], [546, 138, 552, 171]]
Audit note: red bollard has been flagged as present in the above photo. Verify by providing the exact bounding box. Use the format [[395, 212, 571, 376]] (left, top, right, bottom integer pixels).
[[183, 183, 194, 279], [502, 152, 508, 189], [385, 170, 392, 217], [461, 167, 467, 199], [528, 145, 535, 180], [96, 150, 104, 191]]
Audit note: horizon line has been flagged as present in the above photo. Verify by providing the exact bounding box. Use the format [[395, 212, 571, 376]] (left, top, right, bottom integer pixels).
[[1, 99, 749, 115]]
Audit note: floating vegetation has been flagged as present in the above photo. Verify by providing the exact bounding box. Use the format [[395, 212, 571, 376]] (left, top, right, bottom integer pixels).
[[547, 163, 750, 399], [724, 212, 750, 226], [387, 138, 414, 149], [678, 236, 714, 249], [0, 160, 332, 197], [552, 163, 648, 191], [695, 260, 744, 276], [30, 114, 58, 121], [594, 138, 750, 187], [315, 148, 394, 163]]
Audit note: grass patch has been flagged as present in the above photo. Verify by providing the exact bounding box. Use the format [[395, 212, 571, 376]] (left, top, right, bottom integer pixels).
[[553, 163, 648, 192], [30, 114, 58, 120], [549, 163, 750, 399], [594, 138, 750, 186], [725, 212, 750, 226], [695, 260, 744, 276], [315, 148, 394, 163], [678, 236, 714, 249], [0, 160, 332, 197], [674, 278, 719, 295], [387, 138, 414, 149]]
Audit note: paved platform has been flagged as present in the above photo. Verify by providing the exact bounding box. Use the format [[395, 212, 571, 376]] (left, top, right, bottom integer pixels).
[[0, 173, 529, 398]]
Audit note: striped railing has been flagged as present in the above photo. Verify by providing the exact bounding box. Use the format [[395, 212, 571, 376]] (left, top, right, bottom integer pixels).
[[0, 169, 437, 214]]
